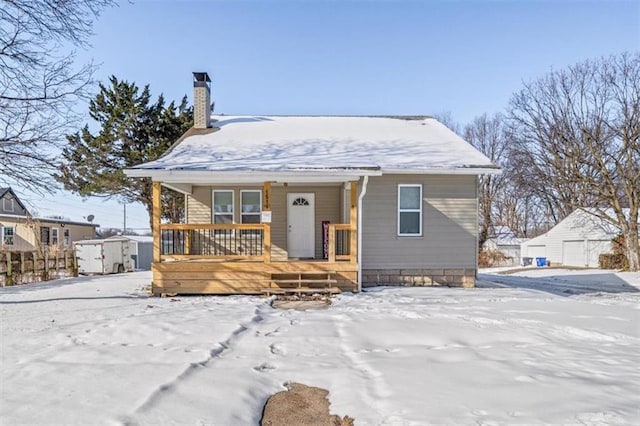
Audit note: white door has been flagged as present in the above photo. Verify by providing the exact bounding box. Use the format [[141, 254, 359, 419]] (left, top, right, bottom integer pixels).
[[287, 193, 315, 258], [587, 240, 611, 267], [563, 240, 585, 266], [76, 243, 103, 274]]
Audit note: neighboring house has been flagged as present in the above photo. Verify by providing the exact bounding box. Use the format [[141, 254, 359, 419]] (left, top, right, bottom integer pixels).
[[125, 72, 500, 295], [482, 226, 528, 266], [105, 235, 153, 270], [520, 209, 629, 268], [0, 188, 98, 251]]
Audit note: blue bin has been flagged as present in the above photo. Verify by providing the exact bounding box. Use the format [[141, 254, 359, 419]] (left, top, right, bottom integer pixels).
[[535, 257, 547, 267]]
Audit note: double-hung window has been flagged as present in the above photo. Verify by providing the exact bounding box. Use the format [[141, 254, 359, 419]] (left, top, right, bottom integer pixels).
[[40, 227, 50, 245], [63, 229, 70, 247], [397, 184, 423, 236], [52, 228, 59, 246], [2, 226, 14, 246], [213, 190, 234, 234], [240, 190, 261, 235], [240, 191, 261, 224]]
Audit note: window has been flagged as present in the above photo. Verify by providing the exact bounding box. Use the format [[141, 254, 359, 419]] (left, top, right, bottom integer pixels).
[[292, 197, 310, 206], [52, 228, 59, 246], [213, 190, 234, 234], [241, 191, 261, 224], [63, 229, 70, 247], [3, 198, 14, 212], [397, 184, 422, 236], [2, 226, 14, 246], [40, 227, 50, 245]]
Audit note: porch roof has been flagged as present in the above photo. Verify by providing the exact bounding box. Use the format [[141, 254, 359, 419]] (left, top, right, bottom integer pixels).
[[125, 115, 500, 181]]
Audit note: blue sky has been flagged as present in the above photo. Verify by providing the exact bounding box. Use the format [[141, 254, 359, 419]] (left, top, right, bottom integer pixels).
[[17, 0, 640, 231]]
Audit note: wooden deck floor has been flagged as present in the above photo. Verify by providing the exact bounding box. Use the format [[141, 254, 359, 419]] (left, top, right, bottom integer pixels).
[[152, 260, 358, 295]]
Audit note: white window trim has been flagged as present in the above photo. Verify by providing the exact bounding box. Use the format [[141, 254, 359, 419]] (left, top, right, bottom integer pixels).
[[2, 226, 15, 246], [63, 229, 70, 247], [240, 190, 262, 224], [397, 184, 423, 237], [212, 190, 234, 225], [52, 228, 59, 246]]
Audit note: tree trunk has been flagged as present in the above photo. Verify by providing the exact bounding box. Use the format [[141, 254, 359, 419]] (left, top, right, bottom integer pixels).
[[626, 221, 640, 272]]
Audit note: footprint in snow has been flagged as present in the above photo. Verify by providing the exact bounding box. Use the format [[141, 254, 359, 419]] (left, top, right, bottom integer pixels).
[[265, 327, 281, 336], [253, 362, 276, 372], [269, 343, 286, 355]]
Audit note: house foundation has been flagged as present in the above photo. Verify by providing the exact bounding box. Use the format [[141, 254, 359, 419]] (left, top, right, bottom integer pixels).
[[362, 268, 476, 288]]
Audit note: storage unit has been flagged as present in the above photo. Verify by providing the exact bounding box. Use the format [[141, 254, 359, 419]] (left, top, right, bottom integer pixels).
[[74, 238, 133, 274], [106, 235, 153, 270]]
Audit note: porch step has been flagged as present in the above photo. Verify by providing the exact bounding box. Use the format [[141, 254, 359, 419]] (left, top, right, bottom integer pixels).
[[270, 279, 338, 285], [261, 287, 342, 296], [265, 270, 340, 296]]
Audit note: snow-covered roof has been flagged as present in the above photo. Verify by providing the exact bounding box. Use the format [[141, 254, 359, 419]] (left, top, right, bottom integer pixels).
[[0, 213, 98, 227], [522, 208, 636, 247], [107, 235, 153, 243], [126, 116, 499, 181], [485, 225, 528, 246]]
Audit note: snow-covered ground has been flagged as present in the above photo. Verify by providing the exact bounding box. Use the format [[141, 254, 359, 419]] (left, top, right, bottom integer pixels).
[[1, 270, 639, 425]]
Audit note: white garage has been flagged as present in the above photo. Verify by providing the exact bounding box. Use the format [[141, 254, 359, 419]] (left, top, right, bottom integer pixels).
[[521, 209, 620, 268]]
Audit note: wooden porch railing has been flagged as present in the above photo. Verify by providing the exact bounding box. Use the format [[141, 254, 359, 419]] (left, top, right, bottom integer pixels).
[[159, 223, 270, 261], [328, 224, 357, 263], [158, 222, 356, 263]]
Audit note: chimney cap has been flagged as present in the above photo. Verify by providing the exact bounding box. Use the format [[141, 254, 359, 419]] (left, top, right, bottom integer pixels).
[[193, 72, 211, 83]]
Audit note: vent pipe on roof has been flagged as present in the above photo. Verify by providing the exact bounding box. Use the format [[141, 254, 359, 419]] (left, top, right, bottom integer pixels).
[[193, 72, 212, 129]]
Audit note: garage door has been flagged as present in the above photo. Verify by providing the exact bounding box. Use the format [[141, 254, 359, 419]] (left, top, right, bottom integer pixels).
[[527, 245, 546, 258], [563, 240, 585, 266]]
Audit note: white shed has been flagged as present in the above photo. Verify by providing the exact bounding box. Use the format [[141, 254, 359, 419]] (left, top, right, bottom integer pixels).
[[520, 209, 620, 267], [482, 226, 528, 266], [106, 235, 153, 270]]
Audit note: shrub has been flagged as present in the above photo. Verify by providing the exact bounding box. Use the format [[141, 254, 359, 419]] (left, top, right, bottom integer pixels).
[[479, 250, 509, 267], [599, 253, 628, 270]]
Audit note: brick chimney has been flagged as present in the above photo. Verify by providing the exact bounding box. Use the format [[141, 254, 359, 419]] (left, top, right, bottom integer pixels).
[[193, 72, 211, 129]]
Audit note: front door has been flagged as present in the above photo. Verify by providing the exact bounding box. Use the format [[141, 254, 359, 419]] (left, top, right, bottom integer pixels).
[[287, 193, 315, 258]]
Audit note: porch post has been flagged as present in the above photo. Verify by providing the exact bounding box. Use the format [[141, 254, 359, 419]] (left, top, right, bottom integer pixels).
[[350, 181, 358, 263], [263, 181, 271, 263], [152, 181, 161, 263]]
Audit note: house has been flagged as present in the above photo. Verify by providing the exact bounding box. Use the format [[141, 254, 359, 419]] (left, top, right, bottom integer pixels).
[[481, 226, 528, 266], [0, 188, 98, 252], [520, 209, 627, 268], [124, 72, 500, 295], [105, 235, 153, 270]]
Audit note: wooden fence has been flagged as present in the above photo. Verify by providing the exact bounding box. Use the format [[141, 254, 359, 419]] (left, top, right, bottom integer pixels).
[[0, 250, 77, 286]]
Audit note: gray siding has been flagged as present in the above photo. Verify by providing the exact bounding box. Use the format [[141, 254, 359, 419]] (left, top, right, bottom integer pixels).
[[362, 174, 478, 269], [0, 192, 28, 216]]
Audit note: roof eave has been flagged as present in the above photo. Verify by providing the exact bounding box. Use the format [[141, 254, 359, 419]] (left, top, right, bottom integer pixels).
[[124, 168, 382, 184], [381, 167, 502, 175]]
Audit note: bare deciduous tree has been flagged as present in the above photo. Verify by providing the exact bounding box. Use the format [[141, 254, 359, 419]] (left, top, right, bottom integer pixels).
[[0, 0, 114, 192], [509, 52, 640, 270], [464, 113, 510, 247]]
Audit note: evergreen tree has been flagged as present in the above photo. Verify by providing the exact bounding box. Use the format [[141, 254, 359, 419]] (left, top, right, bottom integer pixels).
[[57, 76, 192, 226]]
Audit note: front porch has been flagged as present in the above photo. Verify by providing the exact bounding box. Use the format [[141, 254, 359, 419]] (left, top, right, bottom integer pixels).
[[150, 181, 360, 295]]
